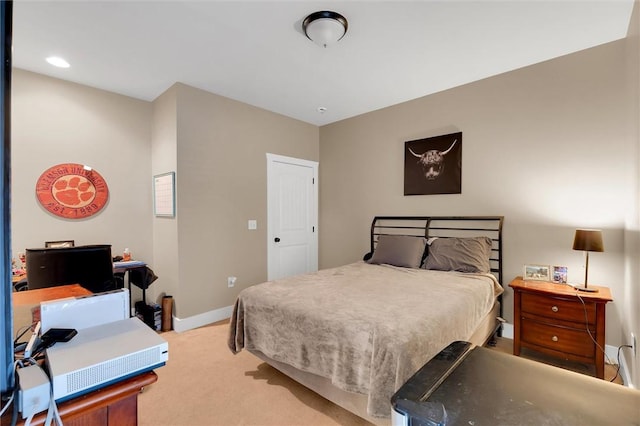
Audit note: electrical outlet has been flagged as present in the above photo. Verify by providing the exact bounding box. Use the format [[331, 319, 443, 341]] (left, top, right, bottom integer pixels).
[[632, 332, 637, 357], [227, 276, 237, 288]]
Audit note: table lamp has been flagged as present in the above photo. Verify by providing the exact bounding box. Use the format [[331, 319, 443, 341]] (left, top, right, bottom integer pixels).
[[572, 229, 603, 292]]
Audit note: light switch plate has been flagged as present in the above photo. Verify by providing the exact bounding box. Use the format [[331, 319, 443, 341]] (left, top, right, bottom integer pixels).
[[248, 220, 257, 230]]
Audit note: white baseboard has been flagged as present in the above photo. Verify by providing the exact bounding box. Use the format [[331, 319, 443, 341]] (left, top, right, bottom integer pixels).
[[172, 305, 233, 333], [501, 322, 513, 339], [619, 348, 635, 389], [500, 323, 632, 387]]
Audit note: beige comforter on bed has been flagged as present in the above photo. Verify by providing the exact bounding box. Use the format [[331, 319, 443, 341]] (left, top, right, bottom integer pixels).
[[228, 261, 502, 418]]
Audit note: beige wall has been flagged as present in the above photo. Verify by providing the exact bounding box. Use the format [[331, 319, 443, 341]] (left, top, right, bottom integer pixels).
[[11, 70, 153, 278], [151, 85, 180, 308], [319, 40, 631, 354], [169, 83, 319, 318], [11, 72, 319, 324]]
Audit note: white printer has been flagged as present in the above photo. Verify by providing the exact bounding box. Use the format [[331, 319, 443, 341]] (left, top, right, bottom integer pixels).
[[40, 290, 168, 402]]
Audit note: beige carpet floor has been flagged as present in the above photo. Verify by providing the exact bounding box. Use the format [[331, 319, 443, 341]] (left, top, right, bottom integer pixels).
[[491, 336, 623, 384], [138, 320, 371, 426], [139, 321, 622, 426]]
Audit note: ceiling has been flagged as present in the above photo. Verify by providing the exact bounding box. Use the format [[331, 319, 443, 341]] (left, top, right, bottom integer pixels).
[[12, 1, 634, 126]]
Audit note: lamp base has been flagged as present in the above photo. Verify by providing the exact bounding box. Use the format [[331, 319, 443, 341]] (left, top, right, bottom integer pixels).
[[573, 285, 599, 293]]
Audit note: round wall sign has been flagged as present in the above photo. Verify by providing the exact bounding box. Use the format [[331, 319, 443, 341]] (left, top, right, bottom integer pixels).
[[36, 163, 109, 219]]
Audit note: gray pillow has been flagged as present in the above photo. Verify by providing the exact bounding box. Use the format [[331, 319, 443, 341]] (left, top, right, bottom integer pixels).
[[368, 235, 427, 268], [423, 237, 492, 273]]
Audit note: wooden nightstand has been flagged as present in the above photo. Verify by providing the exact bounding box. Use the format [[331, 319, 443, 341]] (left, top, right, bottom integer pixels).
[[509, 276, 612, 379]]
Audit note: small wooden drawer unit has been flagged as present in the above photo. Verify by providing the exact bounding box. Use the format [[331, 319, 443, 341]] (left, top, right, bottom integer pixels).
[[509, 277, 612, 379]]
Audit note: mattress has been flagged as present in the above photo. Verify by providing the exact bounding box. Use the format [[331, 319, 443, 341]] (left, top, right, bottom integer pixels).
[[229, 261, 503, 418]]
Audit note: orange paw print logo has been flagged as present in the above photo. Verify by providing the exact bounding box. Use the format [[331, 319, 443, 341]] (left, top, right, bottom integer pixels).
[[36, 163, 109, 219], [52, 175, 96, 208]]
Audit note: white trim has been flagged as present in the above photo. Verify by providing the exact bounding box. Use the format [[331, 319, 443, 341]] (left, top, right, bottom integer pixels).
[[605, 344, 637, 389], [605, 344, 618, 364], [501, 322, 514, 339], [172, 305, 233, 333], [620, 350, 634, 389], [266, 153, 318, 169]]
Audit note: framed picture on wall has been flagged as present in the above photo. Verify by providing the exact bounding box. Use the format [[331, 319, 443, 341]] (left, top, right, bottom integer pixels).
[[404, 131, 462, 195], [523, 264, 551, 281], [153, 172, 176, 217]]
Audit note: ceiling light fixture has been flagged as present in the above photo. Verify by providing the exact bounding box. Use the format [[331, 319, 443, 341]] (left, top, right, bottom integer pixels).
[[46, 56, 70, 68], [302, 11, 348, 48]]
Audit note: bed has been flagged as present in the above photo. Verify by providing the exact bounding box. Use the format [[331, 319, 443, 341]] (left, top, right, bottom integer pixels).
[[228, 216, 504, 425]]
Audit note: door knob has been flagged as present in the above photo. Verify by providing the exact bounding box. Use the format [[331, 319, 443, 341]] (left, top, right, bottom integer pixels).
[[274, 237, 281, 242]]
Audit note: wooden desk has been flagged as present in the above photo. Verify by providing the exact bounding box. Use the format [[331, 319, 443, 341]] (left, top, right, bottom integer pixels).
[[1, 371, 157, 426], [13, 284, 92, 305], [12, 285, 92, 338]]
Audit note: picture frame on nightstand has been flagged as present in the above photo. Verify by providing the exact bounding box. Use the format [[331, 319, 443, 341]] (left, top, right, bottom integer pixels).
[[553, 266, 568, 283], [523, 264, 551, 281]]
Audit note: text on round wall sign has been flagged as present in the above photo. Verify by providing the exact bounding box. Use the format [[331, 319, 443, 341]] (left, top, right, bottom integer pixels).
[[36, 163, 109, 219]]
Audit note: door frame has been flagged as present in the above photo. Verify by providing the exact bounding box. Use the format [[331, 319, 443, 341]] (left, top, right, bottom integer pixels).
[[266, 153, 318, 281]]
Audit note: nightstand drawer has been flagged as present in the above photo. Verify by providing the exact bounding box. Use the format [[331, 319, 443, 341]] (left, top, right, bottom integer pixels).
[[521, 318, 595, 358], [521, 292, 596, 324]]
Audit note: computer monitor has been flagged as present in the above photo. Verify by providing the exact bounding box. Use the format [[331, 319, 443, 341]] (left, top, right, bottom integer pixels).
[[25, 245, 115, 293]]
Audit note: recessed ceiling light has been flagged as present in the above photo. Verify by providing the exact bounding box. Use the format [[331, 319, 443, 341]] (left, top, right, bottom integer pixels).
[[317, 106, 327, 114], [46, 56, 70, 68]]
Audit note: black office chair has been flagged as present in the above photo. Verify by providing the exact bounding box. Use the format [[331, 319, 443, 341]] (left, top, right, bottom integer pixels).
[[13, 278, 28, 292], [113, 271, 126, 289], [129, 266, 159, 329], [128, 266, 158, 305]]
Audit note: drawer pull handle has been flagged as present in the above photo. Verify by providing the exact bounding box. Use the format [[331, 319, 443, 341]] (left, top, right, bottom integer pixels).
[[551, 336, 559, 342], [551, 306, 559, 313]]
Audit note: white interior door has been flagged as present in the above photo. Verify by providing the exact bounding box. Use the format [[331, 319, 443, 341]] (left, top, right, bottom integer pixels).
[[267, 154, 318, 281]]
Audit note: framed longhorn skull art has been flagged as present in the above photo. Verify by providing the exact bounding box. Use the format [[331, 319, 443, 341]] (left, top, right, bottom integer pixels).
[[404, 131, 462, 195]]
